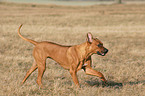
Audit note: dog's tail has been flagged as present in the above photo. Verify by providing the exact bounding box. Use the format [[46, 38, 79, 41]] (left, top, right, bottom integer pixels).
[[18, 24, 38, 45]]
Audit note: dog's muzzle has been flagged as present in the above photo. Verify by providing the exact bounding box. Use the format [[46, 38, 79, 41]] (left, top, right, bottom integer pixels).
[[97, 48, 108, 56]]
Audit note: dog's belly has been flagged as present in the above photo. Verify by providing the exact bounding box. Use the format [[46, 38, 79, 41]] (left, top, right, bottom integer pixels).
[[42, 42, 71, 70], [58, 62, 70, 70], [51, 52, 70, 69]]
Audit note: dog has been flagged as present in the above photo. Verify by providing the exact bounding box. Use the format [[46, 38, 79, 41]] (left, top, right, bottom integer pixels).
[[18, 24, 108, 88]]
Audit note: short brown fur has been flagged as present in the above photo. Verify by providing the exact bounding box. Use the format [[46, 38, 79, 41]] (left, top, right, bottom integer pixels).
[[18, 24, 108, 88]]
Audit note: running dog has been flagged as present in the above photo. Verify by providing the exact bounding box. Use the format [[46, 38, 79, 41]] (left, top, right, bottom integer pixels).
[[18, 24, 108, 88]]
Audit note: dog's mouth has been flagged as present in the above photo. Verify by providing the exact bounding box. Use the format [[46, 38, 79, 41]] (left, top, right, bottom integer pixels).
[[97, 51, 106, 56], [97, 48, 108, 56]]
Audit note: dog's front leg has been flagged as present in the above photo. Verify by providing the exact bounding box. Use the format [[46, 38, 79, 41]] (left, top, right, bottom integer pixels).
[[85, 67, 107, 82], [83, 56, 107, 84], [69, 65, 80, 87], [77, 61, 84, 71]]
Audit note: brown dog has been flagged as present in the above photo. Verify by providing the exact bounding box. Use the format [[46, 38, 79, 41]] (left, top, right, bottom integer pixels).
[[18, 24, 108, 88]]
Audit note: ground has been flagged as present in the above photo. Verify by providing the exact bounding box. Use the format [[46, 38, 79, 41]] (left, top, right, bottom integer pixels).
[[0, 2, 145, 96]]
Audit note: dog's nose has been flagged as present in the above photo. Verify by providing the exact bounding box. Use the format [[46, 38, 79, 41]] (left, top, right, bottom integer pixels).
[[104, 48, 108, 53]]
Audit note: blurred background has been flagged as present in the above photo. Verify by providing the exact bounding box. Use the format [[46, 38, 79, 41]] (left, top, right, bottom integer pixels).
[[0, 0, 145, 96], [1, 0, 145, 5]]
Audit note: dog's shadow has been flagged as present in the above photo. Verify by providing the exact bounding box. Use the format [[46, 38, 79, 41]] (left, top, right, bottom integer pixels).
[[85, 80, 123, 89], [85, 80, 145, 89]]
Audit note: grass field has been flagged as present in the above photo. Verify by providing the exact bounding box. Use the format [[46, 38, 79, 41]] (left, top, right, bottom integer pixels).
[[0, 2, 145, 96]]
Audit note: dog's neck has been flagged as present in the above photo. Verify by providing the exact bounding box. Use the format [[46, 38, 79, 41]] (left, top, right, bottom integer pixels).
[[75, 42, 92, 61]]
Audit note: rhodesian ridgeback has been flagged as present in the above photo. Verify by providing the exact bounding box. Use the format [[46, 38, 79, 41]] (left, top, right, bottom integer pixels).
[[18, 24, 108, 88]]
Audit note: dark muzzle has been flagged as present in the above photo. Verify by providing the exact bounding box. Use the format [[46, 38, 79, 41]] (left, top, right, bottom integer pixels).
[[97, 48, 108, 56]]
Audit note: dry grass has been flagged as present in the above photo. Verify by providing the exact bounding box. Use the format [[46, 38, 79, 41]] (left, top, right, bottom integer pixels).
[[0, 2, 145, 96]]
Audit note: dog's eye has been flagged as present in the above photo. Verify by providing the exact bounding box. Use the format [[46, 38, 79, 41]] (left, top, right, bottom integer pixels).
[[97, 44, 103, 47]]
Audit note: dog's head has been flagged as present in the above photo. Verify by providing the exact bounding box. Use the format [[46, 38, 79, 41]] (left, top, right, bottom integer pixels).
[[86, 33, 108, 56]]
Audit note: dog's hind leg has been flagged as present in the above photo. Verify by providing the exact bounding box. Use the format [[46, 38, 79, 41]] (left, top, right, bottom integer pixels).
[[21, 60, 37, 85], [36, 59, 46, 88]]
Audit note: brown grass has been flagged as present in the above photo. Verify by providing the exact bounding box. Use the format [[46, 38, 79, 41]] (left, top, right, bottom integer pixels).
[[0, 2, 145, 96]]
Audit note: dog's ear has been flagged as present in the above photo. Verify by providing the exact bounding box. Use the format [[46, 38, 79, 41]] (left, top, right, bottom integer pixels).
[[87, 32, 93, 43]]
